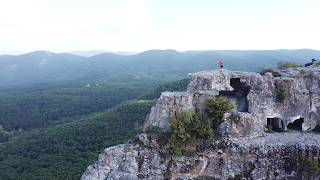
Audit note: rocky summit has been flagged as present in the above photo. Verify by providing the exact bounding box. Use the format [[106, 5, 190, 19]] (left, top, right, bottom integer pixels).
[[81, 66, 320, 180]]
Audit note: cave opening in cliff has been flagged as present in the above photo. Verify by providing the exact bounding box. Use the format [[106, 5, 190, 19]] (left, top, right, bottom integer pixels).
[[267, 118, 285, 132], [313, 124, 320, 132], [287, 118, 304, 131], [219, 78, 250, 112]]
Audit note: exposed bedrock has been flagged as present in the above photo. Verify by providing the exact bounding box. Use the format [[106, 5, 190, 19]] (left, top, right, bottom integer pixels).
[[143, 68, 320, 137], [82, 67, 320, 180], [81, 133, 320, 180]]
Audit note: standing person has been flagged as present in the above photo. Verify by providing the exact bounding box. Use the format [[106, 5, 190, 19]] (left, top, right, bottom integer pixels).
[[219, 58, 224, 71]]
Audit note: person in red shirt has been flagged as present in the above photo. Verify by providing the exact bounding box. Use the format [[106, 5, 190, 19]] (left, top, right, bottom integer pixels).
[[219, 59, 224, 69]]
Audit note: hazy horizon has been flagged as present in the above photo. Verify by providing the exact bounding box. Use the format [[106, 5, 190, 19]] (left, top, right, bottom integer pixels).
[[1, 0, 320, 55], [2, 48, 320, 56]]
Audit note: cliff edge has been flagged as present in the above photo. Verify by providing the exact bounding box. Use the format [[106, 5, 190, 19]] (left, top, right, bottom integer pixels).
[[81, 66, 320, 180]]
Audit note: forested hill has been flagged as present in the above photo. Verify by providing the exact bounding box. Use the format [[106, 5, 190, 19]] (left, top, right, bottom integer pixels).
[[0, 79, 189, 179], [139, 78, 190, 100], [0, 100, 155, 180], [0, 49, 320, 179], [1, 49, 320, 91]]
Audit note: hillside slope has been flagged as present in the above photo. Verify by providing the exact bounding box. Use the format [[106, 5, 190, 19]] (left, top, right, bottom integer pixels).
[[0, 101, 154, 180], [0, 78, 189, 179], [1, 49, 319, 90]]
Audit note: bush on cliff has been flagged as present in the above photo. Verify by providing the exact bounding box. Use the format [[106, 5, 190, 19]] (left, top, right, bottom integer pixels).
[[169, 111, 213, 155], [275, 82, 290, 103], [295, 153, 320, 178], [297, 70, 314, 77], [205, 97, 234, 129], [278, 61, 300, 70], [169, 98, 235, 155]]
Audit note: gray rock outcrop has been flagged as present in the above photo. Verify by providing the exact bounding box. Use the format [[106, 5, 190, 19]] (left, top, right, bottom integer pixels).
[[82, 67, 320, 180], [81, 133, 320, 180], [144, 68, 320, 137], [81, 144, 166, 180]]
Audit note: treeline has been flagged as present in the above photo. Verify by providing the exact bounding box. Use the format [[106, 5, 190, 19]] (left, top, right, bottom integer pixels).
[[139, 78, 190, 100], [0, 86, 145, 131], [0, 101, 154, 180], [0, 78, 188, 179]]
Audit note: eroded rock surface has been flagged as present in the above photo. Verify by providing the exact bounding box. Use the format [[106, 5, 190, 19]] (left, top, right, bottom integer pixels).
[[82, 133, 320, 180], [81, 144, 166, 180], [82, 67, 320, 180], [144, 68, 320, 136]]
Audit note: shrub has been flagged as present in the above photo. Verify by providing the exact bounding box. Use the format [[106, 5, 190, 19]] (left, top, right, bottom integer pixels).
[[169, 111, 213, 156], [169, 97, 234, 155], [205, 97, 234, 129], [297, 70, 314, 77], [275, 82, 289, 103], [295, 153, 320, 178], [278, 61, 300, 70]]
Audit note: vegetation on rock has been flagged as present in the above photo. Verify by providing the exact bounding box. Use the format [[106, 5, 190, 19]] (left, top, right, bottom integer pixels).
[[260, 68, 281, 77], [295, 153, 320, 178], [278, 61, 300, 69], [169, 97, 234, 155], [275, 82, 290, 103], [205, 97, 234, 129], [169, 111, 213, 155], [297, 70, 314, 77]]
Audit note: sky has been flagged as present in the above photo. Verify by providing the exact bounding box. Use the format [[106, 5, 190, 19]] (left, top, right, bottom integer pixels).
[[0, 0, 319, 54]]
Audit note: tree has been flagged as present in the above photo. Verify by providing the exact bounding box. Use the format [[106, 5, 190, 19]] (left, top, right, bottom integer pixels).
[[169, 111, 213, 155], [275, 82, 289, 103], [205, 97, 234, 129]]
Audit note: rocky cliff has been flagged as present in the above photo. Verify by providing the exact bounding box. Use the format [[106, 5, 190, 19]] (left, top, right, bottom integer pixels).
[[81, 67, 320, 180]]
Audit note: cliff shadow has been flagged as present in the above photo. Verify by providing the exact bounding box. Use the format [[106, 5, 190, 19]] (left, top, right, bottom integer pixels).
[[287, 118, 304, 131], [267, 118, 285, 132], [219, 78, 250, 112]]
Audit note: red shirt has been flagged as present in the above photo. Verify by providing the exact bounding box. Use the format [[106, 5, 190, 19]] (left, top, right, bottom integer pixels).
[[219, 59, 224, 66]]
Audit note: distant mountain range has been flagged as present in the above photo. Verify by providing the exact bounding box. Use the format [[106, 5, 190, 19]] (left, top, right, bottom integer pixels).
[[69, 50, 137, 57], [0, 49, 320, 91]]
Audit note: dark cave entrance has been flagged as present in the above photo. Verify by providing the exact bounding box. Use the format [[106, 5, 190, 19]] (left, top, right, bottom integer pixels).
[[287, 118, 304, 131], [313, 124, 320, 132], [219, 78, 251, 112], [267, 118, 285, 132]]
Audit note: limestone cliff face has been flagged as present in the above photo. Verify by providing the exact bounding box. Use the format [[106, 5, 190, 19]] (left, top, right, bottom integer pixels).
[[144, 68, 320, 136], [81, 67, 320, 180], [81, 133, 320, 180], [81, 143, 166, 180]]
